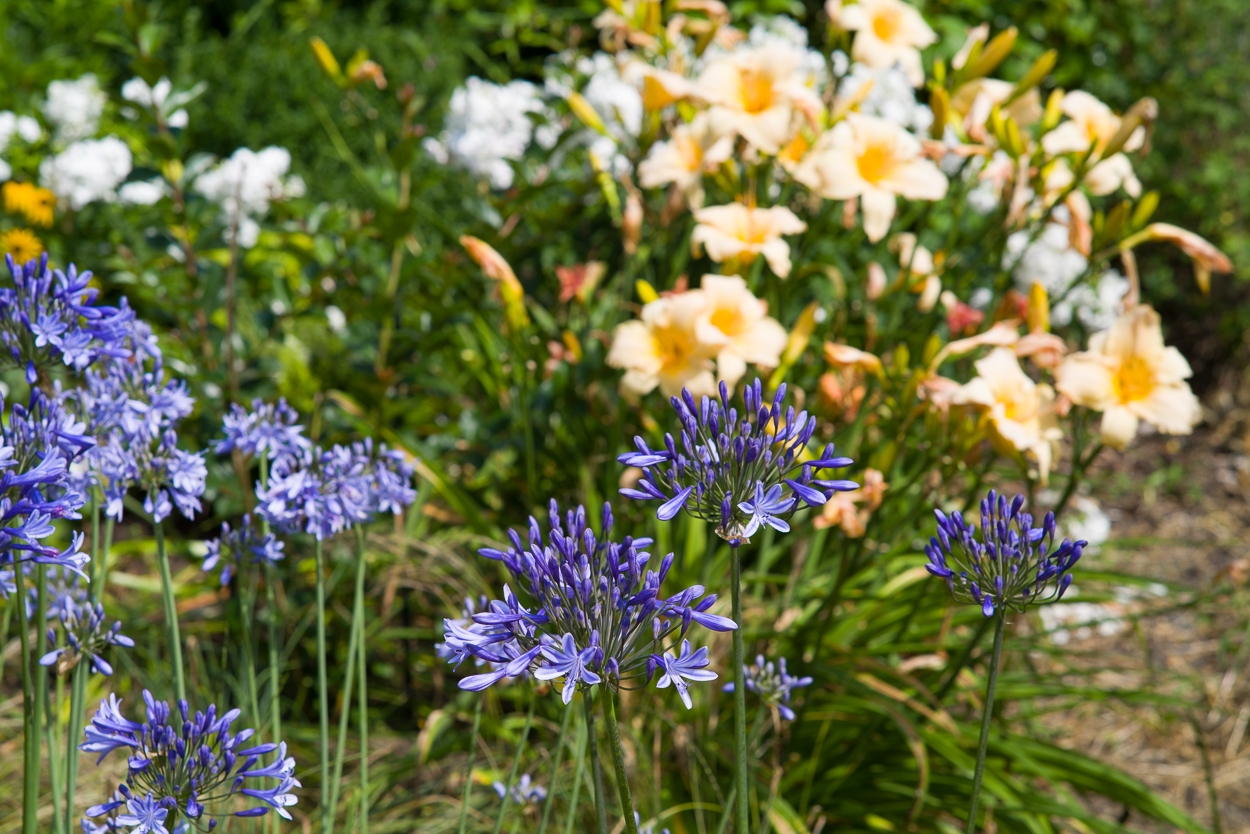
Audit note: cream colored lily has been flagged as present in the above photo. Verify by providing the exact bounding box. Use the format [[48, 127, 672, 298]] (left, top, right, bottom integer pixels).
[[607, 292, 717, 399], [1042, 91, 1145, 156], [692, 274, 788, 388], [695, 44, 822, 154], [691, 203, 807, 277], [1054, 305, 1201, 449], [795, 113, 947, 242], [838, 0, 937, 86], [954, 347, 1062, 482], [638, 113, 735, 197]]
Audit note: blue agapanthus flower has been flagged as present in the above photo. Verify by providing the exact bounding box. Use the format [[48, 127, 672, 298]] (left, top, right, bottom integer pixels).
[[215, 397, 311, 463], [493, 773, 546, 806], [723, 654, 812, 720], [40, 595, 134, 676], [0, 253, 135, 380], [449, 500, 736, 708], [926, 490, 1086, 617], [201, 513, 284, 586], [617, 379, 858, 543], [80, 691, 300, 828]]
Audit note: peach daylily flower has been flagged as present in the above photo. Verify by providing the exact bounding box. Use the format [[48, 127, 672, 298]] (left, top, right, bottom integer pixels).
[[954, 347, 1062, 482], [814, 468, 887, 537], [695, 44, 822, 154], [950, 78, 1041, 142], [1053, 305, 1201, 449], [691, 203, 807, 277], [692, 275, 788, 388], [1042, 91, 1145, 156], [607, 292, 717, 399], [794, 113, 947, 242], [638, 113, 735, 196], [838, 0, 937, 86]]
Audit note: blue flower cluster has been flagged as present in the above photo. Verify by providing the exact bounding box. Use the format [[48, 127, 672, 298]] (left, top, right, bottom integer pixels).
[[0, 254, 135, 382], [618, 380, 857, 542], [926, 491, 1086, 617], [723, 654, 812, 721], [256, 438, 417, 540], [81, 692, 300, 829], [445, 500, 736, 708], [39, 595, 133, 676], [215, 398, 311, 462], [493, 773, 546, 806], [201, 513, 284, 586]]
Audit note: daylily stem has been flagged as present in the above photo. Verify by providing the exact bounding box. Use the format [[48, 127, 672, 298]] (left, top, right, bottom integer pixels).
[[600, 686, 639, 834], [730, 542, 750, 834], [965, 613, 1006, 834]]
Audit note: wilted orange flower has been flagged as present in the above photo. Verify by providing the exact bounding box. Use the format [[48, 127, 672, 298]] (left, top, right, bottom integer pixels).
[[556, 262, 606, 303]]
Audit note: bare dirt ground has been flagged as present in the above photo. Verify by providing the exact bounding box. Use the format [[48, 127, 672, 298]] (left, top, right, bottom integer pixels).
[[1031, 362, 1250, 833]]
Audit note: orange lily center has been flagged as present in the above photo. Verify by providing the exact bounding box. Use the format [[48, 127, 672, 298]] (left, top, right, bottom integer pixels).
[[657, 326, 698, 375], [709, 306, 743, 336], [1113, 355, 1153, 403], [872, 10, 901, 41], [739, 69, 775, 114], [857, 144, 893, 184]]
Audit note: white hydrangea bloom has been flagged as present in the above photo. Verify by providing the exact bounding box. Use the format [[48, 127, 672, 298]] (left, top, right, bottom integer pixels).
[[837, 62, 932, 134], [1053, 269, 1129, 331], [195, 146, 301, 248], [423, 77, 545, 189], [39, 136, 132, 209], [118, 179, 169, 205], [0, 111, 41, 150], [1004, 222, 1088, 299], [121, 76, 191, 128], [43, 74, 107, 142]]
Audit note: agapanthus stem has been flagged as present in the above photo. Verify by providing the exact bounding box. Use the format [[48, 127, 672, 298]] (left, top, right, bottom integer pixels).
[[493, 691, 537, 834], [325, 534, 365, 834], [356, 528, 371, 834], [563, 713, 588, 834], [260, 455, 283, 834], [730, 542, 750, 834], [965, 613, 1006, 834], [44, 674, 64, 834], [537, 698, 576, 834], [584, 693, 609, 834], [63, 661, 88, 834], [315, 537, 331, 831], [32, 567, 49, 828], [90, 516, 115, 606], [153, 518, 186, 703], [16, 565, 37, 834], [238, 565, 262, 729], [457, 694, 484, 834], [599, 687, 639, 834]]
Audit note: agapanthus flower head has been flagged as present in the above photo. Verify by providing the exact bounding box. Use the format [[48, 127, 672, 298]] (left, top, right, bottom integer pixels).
[[256, 437, 416, 540], [617, 378, 858, 543], [722, 654, 812, 720], [80, 691, 300, 826], [40, 594, 133, 676], [214, 398, 311, 464], [0, 253, 134, 379], [493, 773, 546, 806], [201, 513, 284, 586], [449, 500, 737, 708], [926, 490, 1086, 617]]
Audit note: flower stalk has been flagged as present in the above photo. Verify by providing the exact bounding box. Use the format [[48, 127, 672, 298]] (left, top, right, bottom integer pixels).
[[599, 686, 640, 834], [152, 516, 186, 703], [585, 693, 609, 834], [966, 613, 1005, 833], [538, 698, 576, 834], [730, 542, 750, 834], [493, 692, 537, 834], [315, 537, 331, 830], [356, 527, 372, 834], [458, 693, 484, 834]]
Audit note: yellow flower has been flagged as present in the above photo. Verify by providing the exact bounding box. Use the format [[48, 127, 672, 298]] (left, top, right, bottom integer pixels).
[[607, 292, 717, 399], [691, 275, 788, 388], [3, 182, 56, 228], [954, 347, 1062, 482], [795, 113, 947, 242], [1054, 305, 1201, 449], [837, 0, 937, 87], [694, 44, 823, 154], [0, 227, 44, 263], [691, 203, 807, 278], [637, 113, 735, 198]]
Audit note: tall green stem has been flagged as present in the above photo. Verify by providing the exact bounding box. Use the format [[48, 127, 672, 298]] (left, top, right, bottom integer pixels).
[[493, 692, 537, 834], [563, 714, 589, 834], [315, 537, 331, 831], [599, 687, 639, 834], [91, 517, 115, 606], [45, 674, 64, 834], [32, 566, 49, 828], [584, 694, 609, 834], [730, 542, 749, 834], [237, 565, 261, 727], [259, 454, 282, 834], [458, 695, 484, 834], [153, 517, 186, 703], [325, 531, 366, 834], [63, 661, 88, 832], [356, 528, 371, 834], [17, 564, 37, 834], [965, 614, 1006, 834], [537, 699, 576, 834]]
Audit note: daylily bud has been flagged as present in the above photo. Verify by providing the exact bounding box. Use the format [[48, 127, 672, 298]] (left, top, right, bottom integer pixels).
[[1026, 282, 1050, 333], [622, 191, 643, 255], [309, 37, 344, 85], [928, 86, 950, 139], [1101, 96, 1157, 159], [1129, 191, 1160, 231], [1007, 49, 1057, 105], [966, 27, 1017, 82], [460, 236, 529, 330], [636, 280, 659, 303], [567, 92, 610, 137], [1041, 89, 1064, 132]]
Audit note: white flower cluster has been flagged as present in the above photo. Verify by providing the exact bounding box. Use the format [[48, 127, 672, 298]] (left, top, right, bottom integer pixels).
[[39, 137, 133, 210], [121, 76, 190, 128], [0, 111, 43, 182], [747, 16, 827, 89], [423, 77, 548, 189], [195, 147, 305, 248], [43, 74, 107, 143], [1006, 217, 1130, 331], [837, 62, 933, 134]]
